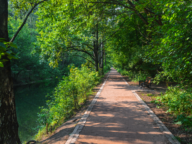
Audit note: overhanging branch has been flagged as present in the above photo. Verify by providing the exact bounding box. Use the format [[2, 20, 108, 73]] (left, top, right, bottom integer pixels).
[[65, 47, 95, 60], [10, 0, 47, 43], [88, 1, 134, 10], [69, 54, 95, 65]]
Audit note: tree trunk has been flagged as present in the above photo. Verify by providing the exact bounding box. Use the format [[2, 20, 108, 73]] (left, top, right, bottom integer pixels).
[[0, 0, 21, 143], [94, 40, 99, 72], [0, 0, 8, 40], [93, 24, 99, 72], [95, 56, 99, 72], [0, 60, 21, 144], [104, 49, 106, 66], [95, 23, 99, 72], [100, 41, 104, 75]]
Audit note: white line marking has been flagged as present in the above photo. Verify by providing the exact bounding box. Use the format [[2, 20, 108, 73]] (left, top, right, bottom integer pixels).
[[119, 74, 130, 86], [120, 74, 180, 144], [132, 91, 180, 144]]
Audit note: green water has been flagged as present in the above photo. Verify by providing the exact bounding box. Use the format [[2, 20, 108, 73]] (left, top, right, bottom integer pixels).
[[15, 80, 58, 143]]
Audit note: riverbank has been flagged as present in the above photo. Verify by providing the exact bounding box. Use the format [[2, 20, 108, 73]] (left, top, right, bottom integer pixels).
[[15, 80, 59, 142]]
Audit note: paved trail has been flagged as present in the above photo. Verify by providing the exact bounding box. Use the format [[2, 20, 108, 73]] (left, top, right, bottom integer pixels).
[[70, 69, 171, 144]]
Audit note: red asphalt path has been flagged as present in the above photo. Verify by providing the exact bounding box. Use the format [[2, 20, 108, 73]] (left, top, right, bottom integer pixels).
[[75, 69, 170, 144]]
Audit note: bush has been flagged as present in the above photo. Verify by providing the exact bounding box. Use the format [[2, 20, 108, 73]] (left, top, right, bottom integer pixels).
[[155, 87, 192, 127], [116, 68, 149, 82], [36, 65, 99, 138], [103, 64, 111, 74]]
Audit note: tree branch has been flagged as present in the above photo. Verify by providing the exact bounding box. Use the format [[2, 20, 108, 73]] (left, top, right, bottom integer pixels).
[[126, 0, 148, 25], [100, 16, 131, 46], [69, 54, 95, 65], [81, 42, 94, 51], [10, 0, 47, 43], [88, 1, 134, 10], [136, 23, 149, 43], [66, 47, 95, 60], [89, 0, 148, 25], [144, 8, 163, 26]]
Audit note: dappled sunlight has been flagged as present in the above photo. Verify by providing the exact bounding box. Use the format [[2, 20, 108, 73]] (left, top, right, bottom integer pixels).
[[76, 69, 168, 144]]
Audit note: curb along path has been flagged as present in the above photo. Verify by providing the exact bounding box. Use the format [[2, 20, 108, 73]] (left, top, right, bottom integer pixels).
[[65, 68, 180, 144]]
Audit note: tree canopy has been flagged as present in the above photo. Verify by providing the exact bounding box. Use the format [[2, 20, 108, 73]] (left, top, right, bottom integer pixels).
[[1, 0, 192, 143]]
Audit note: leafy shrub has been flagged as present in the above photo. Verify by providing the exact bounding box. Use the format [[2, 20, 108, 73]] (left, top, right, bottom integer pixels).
[[103, 64, 111, 74], [36, 65, 99, 138], [117, 68, 149, 82], [155, 87, 192, 127]]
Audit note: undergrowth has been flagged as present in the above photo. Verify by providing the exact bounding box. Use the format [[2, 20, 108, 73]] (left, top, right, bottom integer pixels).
[[117, 68, 192, 130], [152, 87, 192, 128], [116, 69, 149, 82], [35, 65, 100, 140]]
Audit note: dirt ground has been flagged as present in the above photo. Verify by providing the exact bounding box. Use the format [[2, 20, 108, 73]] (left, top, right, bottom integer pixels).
[[122, 75, 192, 144]]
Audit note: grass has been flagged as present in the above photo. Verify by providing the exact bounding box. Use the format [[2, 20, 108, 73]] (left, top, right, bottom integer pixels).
[[15, 80, 58, 143], [147, 93, 154, 96]]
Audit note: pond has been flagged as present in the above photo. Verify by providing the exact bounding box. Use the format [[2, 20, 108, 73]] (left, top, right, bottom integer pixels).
[[14, 80, 58, 143]]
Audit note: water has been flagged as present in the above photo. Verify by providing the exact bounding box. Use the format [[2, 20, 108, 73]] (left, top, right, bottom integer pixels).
[[14, 80, 58, 143]]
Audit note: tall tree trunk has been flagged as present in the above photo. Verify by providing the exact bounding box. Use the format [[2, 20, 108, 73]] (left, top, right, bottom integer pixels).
[[104, 49, 106, 66], [100, 40, 104, 75], [96, 23, 99, 72], [94, 40, 99, 72], [0, 0, 21, 143], [95, 57, 99, 72], [93, 24, 99, 72]]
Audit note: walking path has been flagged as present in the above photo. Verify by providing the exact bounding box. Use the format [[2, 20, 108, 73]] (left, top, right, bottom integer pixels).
[[66, 69, 176, 144]]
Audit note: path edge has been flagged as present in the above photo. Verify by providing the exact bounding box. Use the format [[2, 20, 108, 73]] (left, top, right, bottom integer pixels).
[[132, 91, 180, 144], [120, 74, 180, 144], [65, 71, 110, 144]]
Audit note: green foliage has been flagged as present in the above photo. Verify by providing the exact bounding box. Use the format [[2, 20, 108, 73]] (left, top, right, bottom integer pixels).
[[0, 38, 18, 67], [35, 0, 104, 68], [142, 0, 192, 85], [103, 63, 111, 74], [102, 0, 192, 86], [117, 68, 149, 82], [10, 26, 63, 82], [8, 15, 84, 84], [106, 12, 160, 78], [36, 65, 99, 138], [175, 114, 192, 127], [155, 87, 192, 127], [7, 0, 192, 141]]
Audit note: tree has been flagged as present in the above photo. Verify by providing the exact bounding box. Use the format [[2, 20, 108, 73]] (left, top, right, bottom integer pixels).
[[0, 0, 46, 143], [35, 0, 111, 72], [0, 0, 21, 143]]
